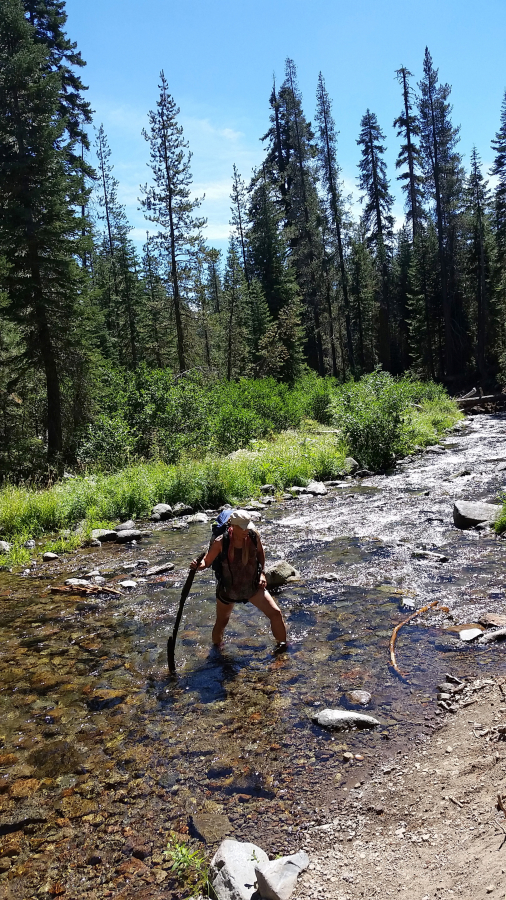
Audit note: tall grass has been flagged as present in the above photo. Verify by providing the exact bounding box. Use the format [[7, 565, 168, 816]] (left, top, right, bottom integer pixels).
[[0, 374, 462, 562]]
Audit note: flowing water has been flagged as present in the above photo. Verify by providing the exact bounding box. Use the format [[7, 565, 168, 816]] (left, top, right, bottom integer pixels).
[[1, 414, 506, 898]]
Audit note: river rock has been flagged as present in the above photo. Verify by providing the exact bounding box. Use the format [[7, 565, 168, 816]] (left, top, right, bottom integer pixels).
[[453, 500, 501, 529], [65, 578, 91, 587], [187, 513, 209, 524], [478, 626, 506, 644], [43, 552, 59, 561], [305, 480, 328, 496], [261, 484, 276, 493], [145, 562, 174, 576], [91, 529, 118, 543], [173, 502, 193, 515], [459, 628, 483, 642], [190, 810, 232, 844], [479, 613, 506, 628], [0, 541, 12, 553], [344, 457, 359, 474], [412, 549, 449, 562], [288, 486, 306, 495], [313, 709, 380, 730], [151, 503, 173, 521], [265, 560, 301, 587], [24, 539, 36, 549], [115, 519, 136, 531], [210, 839, 269, 900], [118, 580, 137, 589], [115, 529, 143, 543], [346, 690, 372, 706], [255, 851, 309, 900], [245, 500, 266, 510]]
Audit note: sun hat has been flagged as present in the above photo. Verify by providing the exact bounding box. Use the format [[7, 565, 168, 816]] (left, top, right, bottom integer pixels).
[[229, 509, 254, 530]]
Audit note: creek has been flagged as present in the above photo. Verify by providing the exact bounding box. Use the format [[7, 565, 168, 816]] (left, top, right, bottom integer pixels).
[[1, 414, 506, 898]]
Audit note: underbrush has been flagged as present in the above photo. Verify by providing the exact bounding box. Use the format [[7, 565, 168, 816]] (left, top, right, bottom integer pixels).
[[0, 372, 461, 560], [495, 501, 506, 535], [331, 371, 462, 471]]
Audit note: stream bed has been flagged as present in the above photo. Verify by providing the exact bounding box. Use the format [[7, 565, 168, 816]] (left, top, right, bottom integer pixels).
[[1, 414, 506, 899]]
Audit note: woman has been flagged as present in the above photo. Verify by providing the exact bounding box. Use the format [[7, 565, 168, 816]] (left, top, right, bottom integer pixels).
[[190, 509, 287, 649]]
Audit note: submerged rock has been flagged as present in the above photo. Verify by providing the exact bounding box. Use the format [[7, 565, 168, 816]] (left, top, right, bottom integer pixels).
[[313, 708, 380, 730], [145, 562, 175, 576], [453, 500, 501, 529], [265, 560, 301, 587], [412, 549, 449, 562], [190, 810, 232, 844], [255, 850, 310, 900], [346, 690, 372, 706], [210, 839, 269, 900]]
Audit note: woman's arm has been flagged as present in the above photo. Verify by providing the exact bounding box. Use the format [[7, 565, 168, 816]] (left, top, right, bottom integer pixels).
[[256, 534, 267, 586], [190, 537, 222, 571]]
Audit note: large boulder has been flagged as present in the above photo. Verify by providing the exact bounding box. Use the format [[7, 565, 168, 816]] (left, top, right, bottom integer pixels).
[[151, 503, 173, 521], [453, 500, 501, 529], [210, 839, 269, 900], [91, 529, 117, 543], [265, 560, 301, 587], [313, 708, 380, 730], [255, 851, 310, 900], [172, 502, 193, 516]]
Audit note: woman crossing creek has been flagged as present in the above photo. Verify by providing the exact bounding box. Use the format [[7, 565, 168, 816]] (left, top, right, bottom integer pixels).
[[189, 508, 288, 649]]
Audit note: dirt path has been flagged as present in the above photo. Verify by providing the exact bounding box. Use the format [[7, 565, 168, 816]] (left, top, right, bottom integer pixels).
[[297, 677, 506, 900]]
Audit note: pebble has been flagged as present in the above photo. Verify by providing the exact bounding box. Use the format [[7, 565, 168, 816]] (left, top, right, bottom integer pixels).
[[118, 580, 137, 589], [446, 746, 453, 753]]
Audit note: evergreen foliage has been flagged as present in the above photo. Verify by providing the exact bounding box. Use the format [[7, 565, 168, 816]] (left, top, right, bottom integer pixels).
[[0, 11, 504, 485]]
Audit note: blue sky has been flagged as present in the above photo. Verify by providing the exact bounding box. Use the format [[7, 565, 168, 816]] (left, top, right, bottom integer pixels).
[[66, 0, 506, 253]]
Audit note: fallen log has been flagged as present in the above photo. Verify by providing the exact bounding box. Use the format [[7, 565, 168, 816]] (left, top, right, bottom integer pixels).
[[389, 600, 440, 679], [49, 584, 123, 597], [455, 393, 505, 409]]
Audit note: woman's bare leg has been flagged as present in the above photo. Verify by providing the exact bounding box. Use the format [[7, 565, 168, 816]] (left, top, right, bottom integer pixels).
[[212, 599, 234, 645], [249, 588, 287, 643]]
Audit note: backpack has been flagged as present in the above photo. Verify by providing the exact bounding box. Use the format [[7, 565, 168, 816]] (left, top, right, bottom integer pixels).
[[209, 509, 260, 586]]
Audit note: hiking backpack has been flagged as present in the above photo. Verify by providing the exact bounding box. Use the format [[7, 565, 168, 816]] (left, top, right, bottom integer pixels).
[[209, 509, 260, 586]]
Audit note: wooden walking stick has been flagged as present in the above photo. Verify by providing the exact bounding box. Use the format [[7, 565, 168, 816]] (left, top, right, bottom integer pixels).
[[167, 552, 205, 675]]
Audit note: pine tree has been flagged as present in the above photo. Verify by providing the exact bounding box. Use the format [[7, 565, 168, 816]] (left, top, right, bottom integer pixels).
[[0, 0, 89, 461], [464, 148, 493, 380], [357, 109, 394, 368], [261, 60, 325, 373], [394, 67, 424, 239], [140, 71, 206, 372], [347, 226, 378, 372], [418, 47, 464, 378], [407, 225, 440, 379], [491, 91, 506, 270], [230, 164, 251, 285], [315, 72, 354, 372], [221, 239, 249, 380]]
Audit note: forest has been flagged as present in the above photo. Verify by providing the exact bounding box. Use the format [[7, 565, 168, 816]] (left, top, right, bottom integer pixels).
[[0, 0, 504, 484]]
